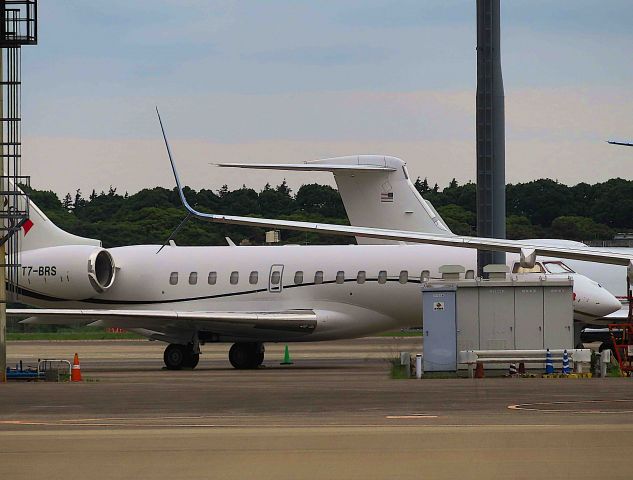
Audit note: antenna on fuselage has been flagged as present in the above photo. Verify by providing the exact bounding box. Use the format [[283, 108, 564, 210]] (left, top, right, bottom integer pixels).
[[156, 212, 192, 254]]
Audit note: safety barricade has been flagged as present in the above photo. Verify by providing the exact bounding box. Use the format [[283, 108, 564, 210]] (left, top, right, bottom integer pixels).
[[37, 359, 72, 382], [458, 349, 592, 378]]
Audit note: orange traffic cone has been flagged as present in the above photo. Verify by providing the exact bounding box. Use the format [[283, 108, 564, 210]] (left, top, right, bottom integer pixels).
[[71, 353, 82, 382], [474, 362, 485, 378]]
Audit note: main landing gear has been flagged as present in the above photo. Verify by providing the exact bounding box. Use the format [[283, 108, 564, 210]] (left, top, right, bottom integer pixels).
[[163, 343, 200, 370], [163, 342, 265, 370], [229, 342, 265, 369]]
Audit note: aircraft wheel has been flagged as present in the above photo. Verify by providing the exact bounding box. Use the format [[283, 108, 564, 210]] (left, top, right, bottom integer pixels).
[[184, 350, 200, 369], [229, 342, 264, 369], [164, 344, 186, 370], [251, 343, 265, 368]]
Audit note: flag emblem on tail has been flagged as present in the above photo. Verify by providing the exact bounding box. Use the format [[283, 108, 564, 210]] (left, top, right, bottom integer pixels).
[[380, 192, 394, 203], [22, 218, 33, 236]]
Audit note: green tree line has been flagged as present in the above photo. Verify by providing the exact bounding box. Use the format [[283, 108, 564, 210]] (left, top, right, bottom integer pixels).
[[415, 177, 632, 240], [26, 182, 350, 247], [23, 176, 633, 248]]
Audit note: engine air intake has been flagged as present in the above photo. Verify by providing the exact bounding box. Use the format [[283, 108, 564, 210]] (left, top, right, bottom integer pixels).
[[89, 249, 115, 292]]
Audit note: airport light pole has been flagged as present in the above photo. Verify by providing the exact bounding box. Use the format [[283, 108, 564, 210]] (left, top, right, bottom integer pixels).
[[476, 0, 506, 277]]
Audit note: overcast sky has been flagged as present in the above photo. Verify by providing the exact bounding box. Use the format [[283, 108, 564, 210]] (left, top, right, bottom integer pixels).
[[20, 0, 633, 197]]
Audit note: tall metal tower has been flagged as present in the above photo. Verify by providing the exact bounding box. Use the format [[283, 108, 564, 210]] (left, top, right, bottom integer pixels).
[[476, 0, 505, 276], [0, 0, 37, 382]]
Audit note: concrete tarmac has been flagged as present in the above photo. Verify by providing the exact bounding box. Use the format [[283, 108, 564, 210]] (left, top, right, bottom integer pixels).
[[2, 338, 633, 479]]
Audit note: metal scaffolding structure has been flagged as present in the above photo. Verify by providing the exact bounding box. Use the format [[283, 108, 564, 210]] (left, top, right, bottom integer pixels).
[[0, 0, 37, 382]]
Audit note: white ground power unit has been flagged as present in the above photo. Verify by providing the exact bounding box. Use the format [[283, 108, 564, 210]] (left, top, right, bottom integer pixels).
[[422, 265, 573, 372]]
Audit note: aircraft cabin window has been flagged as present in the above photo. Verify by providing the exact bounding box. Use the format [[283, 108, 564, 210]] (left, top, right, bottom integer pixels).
[[314, 271, 324, 284], [249, 271, 258, 285], [336, 271, 345, 284], [271, 271, 281, 285], [189, 272, 198, 285], [399, 270, 408, 284], [512, 263, 545, 274], [357, 271, 366, 284], [230, 271, 239, 285], [208, 271, 217, 285], [294, 271, 303, 284], [378, 270, 387, 284], [169, 272, 178, 285]]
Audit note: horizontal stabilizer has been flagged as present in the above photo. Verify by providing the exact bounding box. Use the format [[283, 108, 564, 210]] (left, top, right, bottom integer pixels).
[[216, 162, 395, 173]]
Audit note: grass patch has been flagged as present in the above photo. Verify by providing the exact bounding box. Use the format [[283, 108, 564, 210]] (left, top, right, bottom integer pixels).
[[606, 362, 622, 377], [8, 330, 143, 341], [388, 358, 411, 379]]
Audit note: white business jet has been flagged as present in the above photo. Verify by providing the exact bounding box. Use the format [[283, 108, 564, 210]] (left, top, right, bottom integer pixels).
[[218, 155, 632, 318], [6, 116, 623, 371], [218, 155, 632, 321]]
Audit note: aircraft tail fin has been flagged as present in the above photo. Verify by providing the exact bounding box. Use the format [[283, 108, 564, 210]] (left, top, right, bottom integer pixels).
[[218, 155, 453, 244], [8, 182, 101, 251], [323, 156, 453, 244]]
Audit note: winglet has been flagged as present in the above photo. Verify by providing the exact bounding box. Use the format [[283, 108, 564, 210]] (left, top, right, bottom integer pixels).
[[156, 107, 195, 212]]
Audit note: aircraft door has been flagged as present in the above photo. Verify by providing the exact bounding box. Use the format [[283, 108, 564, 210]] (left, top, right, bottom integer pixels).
[[268, 264, 284, 293]]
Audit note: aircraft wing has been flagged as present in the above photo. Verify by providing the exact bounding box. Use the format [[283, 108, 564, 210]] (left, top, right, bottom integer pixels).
[[607, 140, 633, 147], [157, 110, 633, 274], [598, 306, 630, 321], [9, 309, 317, 335], [179, 209, 633, 268]]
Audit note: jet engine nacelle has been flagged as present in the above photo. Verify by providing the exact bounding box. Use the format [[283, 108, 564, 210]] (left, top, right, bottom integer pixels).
[[17, 245, 116, 300]]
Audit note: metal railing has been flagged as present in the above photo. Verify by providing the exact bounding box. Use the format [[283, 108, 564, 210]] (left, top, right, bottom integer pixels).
[[0, 1, 37, 46], [37, 359, 72, 381], [459, 348, 592, 377]]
